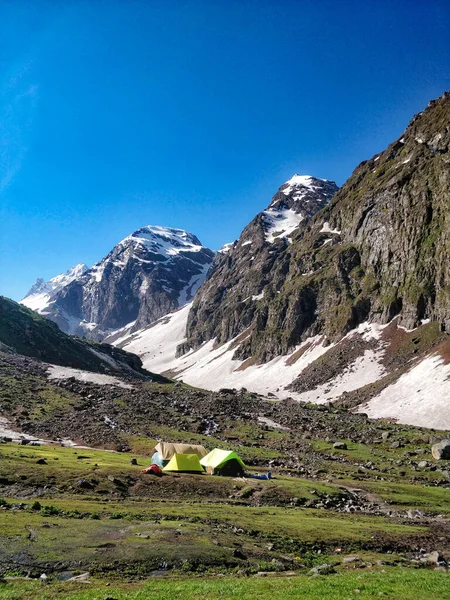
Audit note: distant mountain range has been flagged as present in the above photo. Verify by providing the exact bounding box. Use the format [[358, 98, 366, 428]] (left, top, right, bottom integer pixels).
[[17, 91, 450, 429]]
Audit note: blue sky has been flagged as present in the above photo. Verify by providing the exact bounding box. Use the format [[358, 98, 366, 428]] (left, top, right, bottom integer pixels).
[[1, 0, 449, 301]]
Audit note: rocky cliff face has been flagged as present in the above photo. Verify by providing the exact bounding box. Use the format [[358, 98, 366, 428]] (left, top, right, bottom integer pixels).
[[184, 93, 450, 363], [38, 226, 215, 340], [181, 175, 338, 355]]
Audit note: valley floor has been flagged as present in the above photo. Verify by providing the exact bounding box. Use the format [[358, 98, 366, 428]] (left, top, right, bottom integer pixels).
[[2, 569, 450, 600], [0, 351, 449, 597]]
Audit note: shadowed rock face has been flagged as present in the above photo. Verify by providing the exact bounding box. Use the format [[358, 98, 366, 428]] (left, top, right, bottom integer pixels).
[[184, 92, 450, 363], [41, 226, 215, 340], [182, 176, 338, 356]]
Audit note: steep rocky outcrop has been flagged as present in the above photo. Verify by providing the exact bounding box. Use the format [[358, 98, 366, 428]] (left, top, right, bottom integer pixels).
[[181, 176, 338, 354], [35, 226, 215, 340], [184, 93, 450, 363]]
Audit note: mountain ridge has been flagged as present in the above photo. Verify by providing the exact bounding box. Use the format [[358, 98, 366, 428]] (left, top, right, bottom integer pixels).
[[114, 93, 450, 429], [22, 225, 215, 341]]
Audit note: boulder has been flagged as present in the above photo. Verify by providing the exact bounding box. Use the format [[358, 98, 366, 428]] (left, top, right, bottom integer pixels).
[[309, 563, 336, 575], [432, 440, 450, 460], [333, 442, 347, 450], [420, 551, 442, 564]]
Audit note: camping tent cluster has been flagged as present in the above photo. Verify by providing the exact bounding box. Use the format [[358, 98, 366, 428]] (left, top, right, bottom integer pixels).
[[146, 442, 246, 476]]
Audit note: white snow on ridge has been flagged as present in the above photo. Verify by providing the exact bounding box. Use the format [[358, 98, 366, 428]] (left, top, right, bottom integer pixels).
[[282, 174, 326, 196], [49, 264, 89, 288], [218, 242, 234, 254], [263, 207, 304, 243], [356, 355, 450, 429], [21, 264, 89, 312], [320, 222, 341, 235], [121, 226, 206, 259]]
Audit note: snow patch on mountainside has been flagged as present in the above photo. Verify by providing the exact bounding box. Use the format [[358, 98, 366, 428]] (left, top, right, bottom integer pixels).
[[115, 303, 191, 374], [47, 365, 134, 389], [293, 348, 386, 404], [116, 305, 385, 400], [320, 222, 341, 235], [263, 208, 304, 243], [356, 355, 450, 429], [21, 264, 89, 312]]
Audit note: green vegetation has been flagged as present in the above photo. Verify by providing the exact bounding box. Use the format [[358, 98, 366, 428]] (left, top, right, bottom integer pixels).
[[1, 569, 450, 600]]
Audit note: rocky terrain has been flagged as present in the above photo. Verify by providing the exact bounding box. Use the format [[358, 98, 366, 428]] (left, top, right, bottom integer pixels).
[[186, 93, 450, 359], [180, 175, 338, 354], [22, 226, 215, 340], [0, 346, 449, 590]]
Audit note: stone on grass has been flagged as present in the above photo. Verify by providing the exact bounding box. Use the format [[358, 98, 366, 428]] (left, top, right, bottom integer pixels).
[[421, 551, 442, 564], [309, 563, 336, 575], [333, 442, 347, 450], [432, 440, 450, 460], [343, 556, 362, 564]]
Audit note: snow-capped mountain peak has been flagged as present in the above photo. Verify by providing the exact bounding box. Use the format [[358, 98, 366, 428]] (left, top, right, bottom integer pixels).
[[28, 225, 215, 340], [122, 226, 205, 258], [21, 264, 89, 312], [264, 175, 338, 242]]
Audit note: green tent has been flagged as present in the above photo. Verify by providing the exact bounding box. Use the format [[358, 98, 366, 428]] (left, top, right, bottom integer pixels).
[[162, 453, 204, 473], [200, 448, 246, 476]]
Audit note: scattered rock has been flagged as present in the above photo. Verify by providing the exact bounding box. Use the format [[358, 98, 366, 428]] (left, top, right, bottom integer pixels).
[[35, 458, 47, 465], [432, 440, 450, 460], [343, 556, 362, 564], [76, 479, 94, 490], [333, 442, 347, 450], [309, 563, 336, 575], [420, 551, 442, 564]]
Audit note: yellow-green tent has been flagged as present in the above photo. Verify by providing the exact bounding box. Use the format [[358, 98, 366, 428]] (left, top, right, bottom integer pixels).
[[162, 453, 204, 473], [200, 448, 245, 475]]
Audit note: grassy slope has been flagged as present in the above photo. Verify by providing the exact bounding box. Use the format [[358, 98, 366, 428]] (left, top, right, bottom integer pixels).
[[1, 442, 447, 582], [0, 297, 163, 378]]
